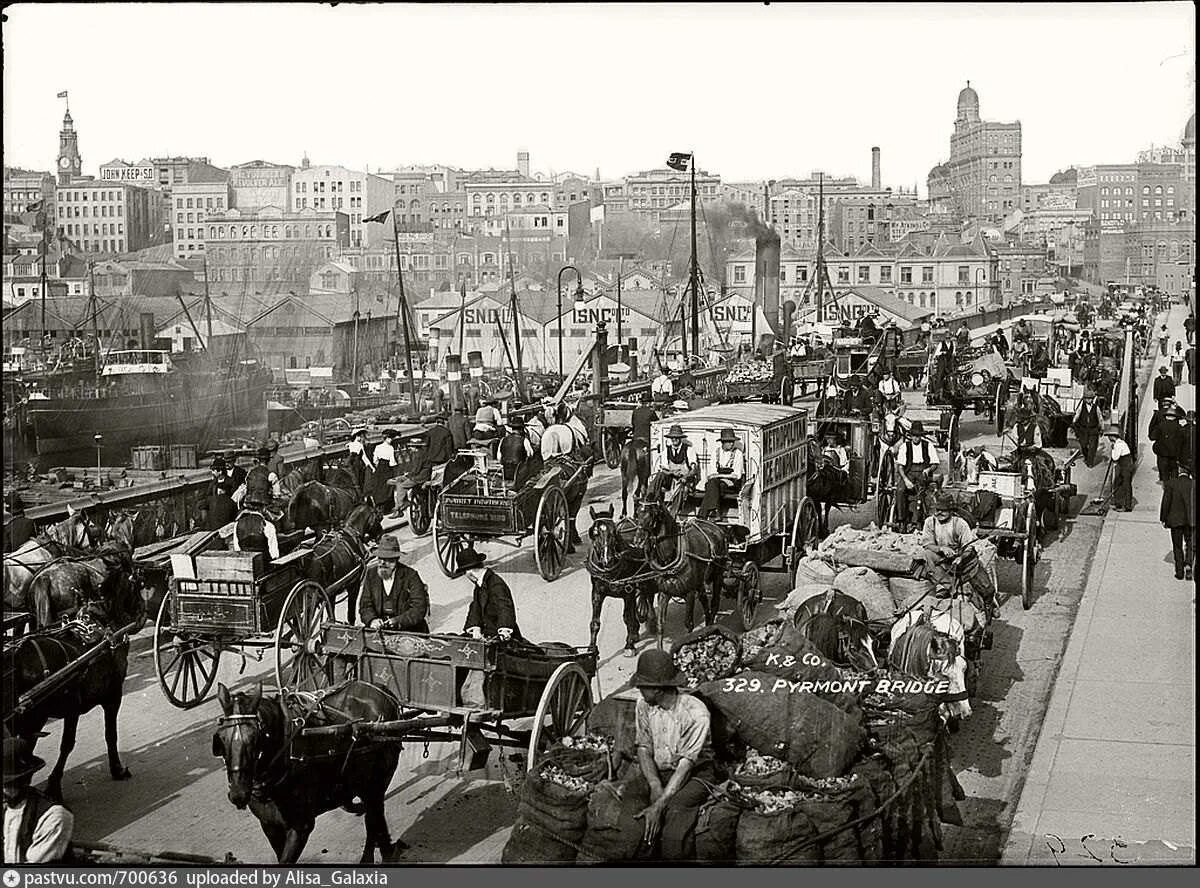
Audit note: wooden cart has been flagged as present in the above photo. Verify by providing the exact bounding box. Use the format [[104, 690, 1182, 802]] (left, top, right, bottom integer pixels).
[[311, 625, 598, 772], [433, 450, 591, 581], [151, 538, 365, 709]]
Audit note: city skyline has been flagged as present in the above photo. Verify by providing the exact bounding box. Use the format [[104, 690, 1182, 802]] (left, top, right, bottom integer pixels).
[[2, 2, 1194, 190]]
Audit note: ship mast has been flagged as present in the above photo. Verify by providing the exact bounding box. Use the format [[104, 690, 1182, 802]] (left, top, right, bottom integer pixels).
[[389, 210, 418, 415], [689, 153, 700, 360], [88, 260, 100, 382], [504, 217, 528, 401]]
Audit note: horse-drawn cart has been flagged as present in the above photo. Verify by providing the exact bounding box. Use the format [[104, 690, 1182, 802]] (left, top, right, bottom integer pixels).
[[152, 536, 366, 708], [597, 400, 637, 468], [307, 625, 598, 772], [433, 450, 591, 581]]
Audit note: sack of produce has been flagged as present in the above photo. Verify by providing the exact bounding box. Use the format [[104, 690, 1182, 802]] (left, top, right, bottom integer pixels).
[[890, 576, 935, 612], [729, 748, 796, 790], [698, 671, 865, 778], [585, 696, 638, 764], [732, 786, 820, 864], [505, 741, 613, 863], [778, 583, 836, 618], [740, 632, 859, 711], [793, 555, 836, 587], [671, 625, 741, 686], [739, 619, 788, 660], [694, 797, 742, 864], [833, 567, 893, 622], [860, 672, 940, 750], [578, 774, 650, 863]]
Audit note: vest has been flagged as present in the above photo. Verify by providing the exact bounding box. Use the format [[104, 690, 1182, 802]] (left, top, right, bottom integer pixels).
[[1016, 420, 1038, 448], [499, 433, 528, 468], [8, 790, 63, 864], [1075, 403, 1101, 430], [665, 442, 691, 466], [235, 512, 269, 556], [904, 439, 934, 466], [245, 465, 273, 500]]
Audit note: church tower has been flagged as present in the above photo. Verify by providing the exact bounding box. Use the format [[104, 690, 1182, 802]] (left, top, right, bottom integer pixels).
[[57, 106, 82, 184]]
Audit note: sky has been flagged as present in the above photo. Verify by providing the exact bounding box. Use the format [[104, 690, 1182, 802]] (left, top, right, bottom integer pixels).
[[2, 2, 1195, 193]]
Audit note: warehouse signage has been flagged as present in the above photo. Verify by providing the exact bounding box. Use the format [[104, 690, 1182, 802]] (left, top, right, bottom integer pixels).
[[572, 305, 632, 325], [101, 165, 156, 183], [462, 307, 513, 325]]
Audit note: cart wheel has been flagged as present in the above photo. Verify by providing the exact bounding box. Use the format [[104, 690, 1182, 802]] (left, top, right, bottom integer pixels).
[[602, 430, 622, 469], [737, 561, 761, 632], [947, 412, 961, 480], [527, 662, 594, 772], [409, 485, 433, 537], [534, 486, 570, 581], [875, 450, 896, 527], [787, 497, 821, 585], [1020, 503, 1041, 610], [432, 508, 468, 578], [153, 595, 220, 710], [275, 580, 335, 692]]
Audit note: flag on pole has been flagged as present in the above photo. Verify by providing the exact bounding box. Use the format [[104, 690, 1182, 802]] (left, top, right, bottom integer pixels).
[[25, 201, 44, 213], [363, 210, 390, 224], [57, 91, 68, 99], [666, 152, 692, 172]]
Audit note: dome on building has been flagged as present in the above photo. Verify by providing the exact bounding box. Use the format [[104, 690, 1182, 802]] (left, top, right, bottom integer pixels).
[[1049, 167, 1077, 185], [928, 163, 948, 181], [1184, 112, 1196, 145], [957, 81, 980, 120]]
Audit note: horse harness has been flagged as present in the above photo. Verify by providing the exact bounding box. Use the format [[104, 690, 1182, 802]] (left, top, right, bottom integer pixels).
[[647, 516, 726, 574]]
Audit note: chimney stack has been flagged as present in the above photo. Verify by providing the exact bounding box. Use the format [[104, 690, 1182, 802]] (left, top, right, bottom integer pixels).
[[517, 151, 530, 179], [871, 147, 881, 191]]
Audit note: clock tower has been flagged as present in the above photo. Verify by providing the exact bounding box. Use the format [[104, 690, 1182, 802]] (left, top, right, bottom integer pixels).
[[57, 107, 81, 184]]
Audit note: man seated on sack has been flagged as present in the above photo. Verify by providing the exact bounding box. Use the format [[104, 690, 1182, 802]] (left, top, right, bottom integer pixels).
[[895, 420, 942, 533], [698, 428, 745, 520], [358, 533, 429, 632], [650, 425, 699, 515], [920, 492, 995, 611], [631, 649, 716, 862]]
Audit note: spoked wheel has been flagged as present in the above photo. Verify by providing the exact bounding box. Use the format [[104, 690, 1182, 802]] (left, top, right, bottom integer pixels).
[[534, 486, 570, 581], [409, 485, 434, 537], [527, 662, 595, 772], [947, 411, 961, 480], [275, 580, 335, 692], [153, 595, 221, 709], [994, 382, 1008, 438], [1020, 502, 1042, 610], [602, 430, 622, 469], [433, 508, 469, 578], [736, 561, 761, 632], [875, 450, 896, 528], [787, 497, 821, 586]]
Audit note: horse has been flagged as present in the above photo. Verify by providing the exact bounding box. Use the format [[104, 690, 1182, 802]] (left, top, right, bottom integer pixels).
[[306, 503, 384, 623], [618, 439, 650, 519], [792, 591, 879, 671], [585, 506, 656, 656], [288, 481, 362, 533], [633, 498, 728, 651], [212, 681, 405, 864], [3, 512, 99, 618], [804, 438, 847, 537], [2, 553, 147, 800]]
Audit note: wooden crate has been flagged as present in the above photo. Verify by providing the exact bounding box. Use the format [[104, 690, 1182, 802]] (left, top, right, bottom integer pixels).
[[169, 444, 197, 469], [131, 446, 166, 471], [171, 577, 260, 634], [976, 471, 1022, 498], [195, 551, 262, 581]]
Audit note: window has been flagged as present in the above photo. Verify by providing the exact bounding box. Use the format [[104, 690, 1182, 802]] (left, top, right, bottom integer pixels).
[[880, 266, 892, 284], [733, 265, 746, 284], [900, 266, 912, 284], [921, 266, 934, 284], [858, 266, 870, 283], [837, 267, 850, 283], [957, 266, 969, 283]]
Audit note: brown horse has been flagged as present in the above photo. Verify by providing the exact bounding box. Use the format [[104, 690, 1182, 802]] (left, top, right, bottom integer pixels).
[[4, 512, 101, 619], [213, 681, 405, 864], [793, 590, 879, 671], [306, 503, 383, 623], [3, 554, 146, 800], [804, 438, 847, 537], [585, 506, 656, 656], [618, 439, 650, 519], [634, 499, 728, 650], [288, 481, 362, 533]]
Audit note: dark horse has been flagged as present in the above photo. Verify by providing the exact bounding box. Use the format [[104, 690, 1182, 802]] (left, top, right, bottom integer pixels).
[[585, 505, 657, 656], [792, 589, 879, 671], [288, 480, 362, 533], [213, 681, 405, 864], [634, 499, 728, 650], [2, 552, 147, 800], [803, 438, 846, 537], [306, 503, 384, 623], [618, 439, 650, 519]]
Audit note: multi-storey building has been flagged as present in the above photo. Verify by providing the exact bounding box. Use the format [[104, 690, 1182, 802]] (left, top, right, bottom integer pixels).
[[202, 206, 348, 295], [54, 179, 153, 254], [722, 182, 765, 216], [927, 83, 1022, 224], [1020, 182, 1076, 213], [463, 163, 554, 232], [229, 161, 294, 210], [3, 168, 56, 218], [170, 177, 233, 260], [624, 167, 720, 220], [994, 241, 1048, 301], [290, 161, 394, 248]]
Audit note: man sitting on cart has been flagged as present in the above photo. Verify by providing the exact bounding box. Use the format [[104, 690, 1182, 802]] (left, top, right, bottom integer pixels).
[[458, 550, 522, 706], [387, 414, 456, 519], [920, 492, 995, 613], [649, 425, 699, 516], [820, 430, 851, 492], [1008, 405, 1044, 452], [895, 420, 942, 532], [631, 649, 715, 862], [359, 533, 429, 632], [698, 428, 745, 520], [230, 487, 280, 564], [499, 414, 540, 490]]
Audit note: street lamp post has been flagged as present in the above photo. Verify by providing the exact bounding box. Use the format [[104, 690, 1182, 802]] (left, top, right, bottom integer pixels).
[[93, 434, 103, 485], [975, 267, 986, 308], [556, 265, 582, 377]]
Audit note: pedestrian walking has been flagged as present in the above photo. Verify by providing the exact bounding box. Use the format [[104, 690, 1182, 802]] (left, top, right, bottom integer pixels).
[[1160, 463, 1194, 581], [1152, 365, 1176, 405], [1149, 396, 1186, 482], [1104, 424, 1134, 512], [1072, 391, 1103, 467], [1184, 314, 1195, 346], [1158, 324, 1169, 357], [1171, 341, 1185, 385]]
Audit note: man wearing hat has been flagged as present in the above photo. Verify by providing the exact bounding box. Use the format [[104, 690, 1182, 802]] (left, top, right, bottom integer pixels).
[[3, 737, 74, 863], [231, 485, 280, 563], [358, 534, 429, 631], [631, 649, 715, 861], [344, 427, 373, 491], [468, 408, 501, 457], [651, 363, 675, 403], [239, 445, 282, 507], [1071, 390, 1103, 467], [698, 428, 745, 519], [456, 549, 521, 706], [205, 456, 242, 530], [877, 368, 902, 408], [821, 429, 851, 488], [3, 492, 36, 554], [1007, 404, 1044, 452], [1149, 395, 1187, 482], [631, 390, 658, 452], [1159, 461, 1194, 581], [499, 413, 538, 488], [920, 492, 979, 561], [650, 425, 698, 515], [895, 420, 941, 532], [1104, 424, 1134, 512], [1153, 364, 1176, 404]]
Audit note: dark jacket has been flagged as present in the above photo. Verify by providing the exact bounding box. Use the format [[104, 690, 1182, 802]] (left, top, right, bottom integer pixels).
[[1153, 374, 1176, 403], [449, 413, 471, 450], [1072, 401, 1102, 432], [499, 432, 531, 481], [426, 424, 455, 465], [464, 569, 522, 639], [1149, 410, 1187, 459], [3, 514, 36, 553], [1160, 474, 1194, 528], [631, 405, 657, 443], [358, 563, 429, 631]]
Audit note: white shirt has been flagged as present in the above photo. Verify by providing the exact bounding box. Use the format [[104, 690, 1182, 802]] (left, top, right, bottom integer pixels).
[[540, 424, 575, 459], [896, 438, 940, 467], [651, 374, 674, 396], [878, 377, 902, 399], [822, 445, 849, 472], [713, 446, 745, 483], [231, 510, 280, 559], [4, 798, 74, 863], [373, 440, 396, 468], [1108, 438, 1131, 461]]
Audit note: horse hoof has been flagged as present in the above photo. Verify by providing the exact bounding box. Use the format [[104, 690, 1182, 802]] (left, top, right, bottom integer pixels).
[[112, 767, 132, 781]]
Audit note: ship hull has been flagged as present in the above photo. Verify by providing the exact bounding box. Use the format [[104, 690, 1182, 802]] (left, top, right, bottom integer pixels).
[[266, 395, 403, 435]]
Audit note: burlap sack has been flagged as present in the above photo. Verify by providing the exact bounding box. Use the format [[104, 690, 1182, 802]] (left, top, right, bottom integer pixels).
[[833, 566, 893, 622]]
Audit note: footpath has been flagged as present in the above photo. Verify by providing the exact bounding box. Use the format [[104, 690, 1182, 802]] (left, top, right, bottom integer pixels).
[[1001, 304, 1196, 865]]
